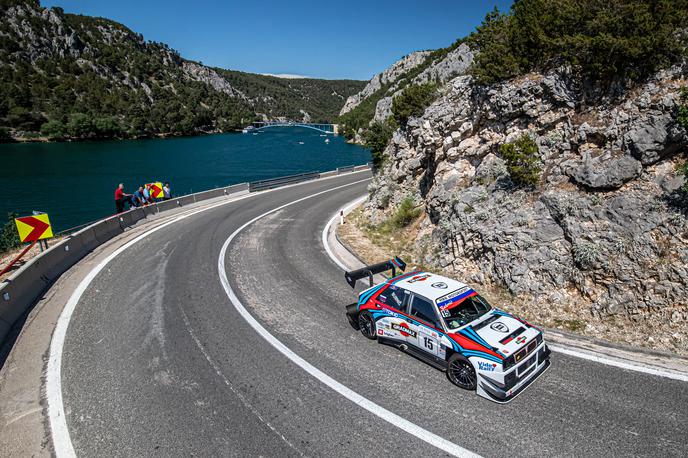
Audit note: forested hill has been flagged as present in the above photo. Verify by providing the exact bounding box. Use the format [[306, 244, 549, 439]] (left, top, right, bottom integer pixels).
[[0, 0, 365, 141]]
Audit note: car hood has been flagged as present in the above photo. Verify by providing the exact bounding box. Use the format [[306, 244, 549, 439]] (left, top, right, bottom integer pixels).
[[467, 312, 539, 355]]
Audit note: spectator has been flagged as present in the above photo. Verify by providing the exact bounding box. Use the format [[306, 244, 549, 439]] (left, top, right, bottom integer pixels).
[[114, 183, 131, 214], [143, 184, 152, 204], [163, 182, 171, 200], [131, 186, 146, 207]]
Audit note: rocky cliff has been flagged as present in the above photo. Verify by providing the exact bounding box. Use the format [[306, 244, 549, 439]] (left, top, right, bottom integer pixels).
[[339, 41, 474, 130], [365, 62, 688, 347]]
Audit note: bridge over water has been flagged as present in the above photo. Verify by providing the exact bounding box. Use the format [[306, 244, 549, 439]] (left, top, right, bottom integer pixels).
[[245, 121, 338, 134]]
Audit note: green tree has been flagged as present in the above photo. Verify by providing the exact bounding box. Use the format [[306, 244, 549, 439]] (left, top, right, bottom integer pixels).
[[0, 213, 21, 254], [40, 120, 66, 140], [391, 83, 438, 126], [67, 113, 94, 138], [469, 0, 688, 87], [499, 134, 541, 188], [363, 120, 396, 169], [94, 117, 122, 138], [0, 126, 11, 142]]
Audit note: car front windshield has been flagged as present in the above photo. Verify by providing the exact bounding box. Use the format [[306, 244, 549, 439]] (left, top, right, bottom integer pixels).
[[439, 294, 492, 330]]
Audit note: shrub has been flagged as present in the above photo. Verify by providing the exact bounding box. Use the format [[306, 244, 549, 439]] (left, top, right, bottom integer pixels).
[[676, 160, 688, 193], [499, 134, 541, 188], [67, 113, 94, 138], [390, 197, 422, 228], [363, 120, 396, 169], [0, 213, 21, 254], [391, 83, 438, 126], [573, 241, 599, 269], [94, 117, 123, 138], [677, 88, 688, 131], [40, 120, 66, 140], [0, 126, 11, 142]]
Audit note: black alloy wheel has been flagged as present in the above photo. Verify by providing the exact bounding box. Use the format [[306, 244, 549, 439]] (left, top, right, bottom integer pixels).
[[447, 354, 477, 390], [358, 311, 377, 340]]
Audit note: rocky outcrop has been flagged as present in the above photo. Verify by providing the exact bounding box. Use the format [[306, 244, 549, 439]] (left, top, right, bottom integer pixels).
[[340, 43, 474, 123], [366, 62, 688, 319], [182, 61, 245, 99], [339, 51, 430, 115]]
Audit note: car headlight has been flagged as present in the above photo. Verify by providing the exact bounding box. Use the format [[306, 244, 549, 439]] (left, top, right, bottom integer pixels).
[[503, 355, 515, 371]]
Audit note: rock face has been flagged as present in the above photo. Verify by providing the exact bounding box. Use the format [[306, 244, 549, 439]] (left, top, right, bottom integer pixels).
[[367, 63, 688, 318], [339, 51, 431, 115], [340, 43, 474, 123]]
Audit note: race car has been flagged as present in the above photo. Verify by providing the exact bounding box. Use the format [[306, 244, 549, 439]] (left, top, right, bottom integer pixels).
[[345, 257, 550, 403]]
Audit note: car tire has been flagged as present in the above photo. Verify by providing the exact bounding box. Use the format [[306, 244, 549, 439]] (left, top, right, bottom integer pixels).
[[447, 354, 477, 390], [347, 313, 360, 330], [358, 311, 377, 340]]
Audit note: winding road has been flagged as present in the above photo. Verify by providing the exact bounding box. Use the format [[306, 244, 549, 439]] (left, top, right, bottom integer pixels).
[[53, 171, 687, 457]]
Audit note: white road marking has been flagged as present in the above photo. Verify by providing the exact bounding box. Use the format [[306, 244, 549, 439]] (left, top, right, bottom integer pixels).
[[548, 344, 688, 382], [46, 171, 369, 458], [218, 183, 480, 458], [321, 198, 688, 384]]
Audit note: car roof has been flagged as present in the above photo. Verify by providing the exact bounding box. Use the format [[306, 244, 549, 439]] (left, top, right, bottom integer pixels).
[[392, 271, 472, 301]]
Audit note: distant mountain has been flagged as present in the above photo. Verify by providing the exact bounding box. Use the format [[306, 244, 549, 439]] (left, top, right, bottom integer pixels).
[[0, 0, 365, 141]]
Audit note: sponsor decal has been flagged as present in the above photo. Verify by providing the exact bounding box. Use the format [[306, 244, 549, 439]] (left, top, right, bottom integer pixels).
[[437, 287, 473, 308], [408, 274, 431, 283], [490, 322, 509, 333], [516, 336, 527, 345], [377, 329, 384, 336], [431, 282, 448, 289], [391, 322, 417, 338], [478, 361, 497, 372]]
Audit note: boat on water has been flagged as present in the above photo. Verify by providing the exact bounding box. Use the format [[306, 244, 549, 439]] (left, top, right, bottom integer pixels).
[[324, 138, 330, 143], [298, 141, 305, 145], [242, 126, 256, 134]]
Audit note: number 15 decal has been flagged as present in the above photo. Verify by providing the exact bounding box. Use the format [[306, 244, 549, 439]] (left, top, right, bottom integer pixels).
[[423, 337, 434, 350]]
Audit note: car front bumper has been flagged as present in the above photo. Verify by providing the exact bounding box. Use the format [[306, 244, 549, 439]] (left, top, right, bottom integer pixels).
[[476, 342, 551, 403]]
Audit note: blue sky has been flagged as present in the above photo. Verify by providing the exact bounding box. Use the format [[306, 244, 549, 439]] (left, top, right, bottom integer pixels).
[[42, 0, 513, 80]]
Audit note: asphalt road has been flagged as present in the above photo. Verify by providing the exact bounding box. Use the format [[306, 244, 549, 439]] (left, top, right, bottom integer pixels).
[[60, 172, 688, 457]]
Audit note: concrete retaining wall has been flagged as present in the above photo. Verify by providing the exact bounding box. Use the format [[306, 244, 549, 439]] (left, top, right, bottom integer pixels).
[[0, 166, 368, 345]]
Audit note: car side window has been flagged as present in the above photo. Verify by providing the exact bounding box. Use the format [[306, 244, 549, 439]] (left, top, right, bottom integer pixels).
[[377, 286, 409, 312], [410, 295, 441, 328]]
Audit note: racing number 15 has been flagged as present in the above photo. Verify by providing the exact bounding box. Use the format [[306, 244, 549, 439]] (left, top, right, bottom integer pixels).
[[423, 337, 434, 350]]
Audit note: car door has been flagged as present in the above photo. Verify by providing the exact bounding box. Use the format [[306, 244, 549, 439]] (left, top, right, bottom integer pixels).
[[375, 285, 412, 342], [407, 294, 443, 357]]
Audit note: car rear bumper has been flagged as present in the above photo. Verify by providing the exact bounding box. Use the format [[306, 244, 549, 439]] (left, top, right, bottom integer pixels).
[[477, 343, 551, 403]]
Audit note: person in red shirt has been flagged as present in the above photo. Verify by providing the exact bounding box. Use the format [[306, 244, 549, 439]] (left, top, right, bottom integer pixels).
[[114, 183, 131, 213]]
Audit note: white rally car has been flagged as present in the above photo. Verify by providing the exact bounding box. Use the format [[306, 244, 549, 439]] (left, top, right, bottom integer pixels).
[[345, 258, 551, 403]]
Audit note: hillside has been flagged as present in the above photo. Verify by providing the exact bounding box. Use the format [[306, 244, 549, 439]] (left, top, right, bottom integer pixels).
[[347, 0, 688, 352], [0, 0, 364, 141]]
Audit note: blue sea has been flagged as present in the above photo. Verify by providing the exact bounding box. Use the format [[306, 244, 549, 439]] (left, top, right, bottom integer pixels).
[[0, 128, 370, 232]]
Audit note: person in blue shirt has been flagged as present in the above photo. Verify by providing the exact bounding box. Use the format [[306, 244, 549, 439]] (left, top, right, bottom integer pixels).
[[131, 186, 146, 207]]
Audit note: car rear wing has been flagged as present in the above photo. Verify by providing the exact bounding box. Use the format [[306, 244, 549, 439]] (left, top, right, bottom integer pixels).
[[344, 257, 406, 288]]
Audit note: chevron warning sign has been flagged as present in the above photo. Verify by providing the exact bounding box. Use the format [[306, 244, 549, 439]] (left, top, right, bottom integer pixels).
[[15, 214, 53, 243], [147, 182, 164, 199]]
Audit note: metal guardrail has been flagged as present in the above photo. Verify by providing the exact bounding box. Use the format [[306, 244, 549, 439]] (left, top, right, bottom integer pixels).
[[0, 165, 370, 346], [248, 171, 320, 192], [336, 165, 356, 174]]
